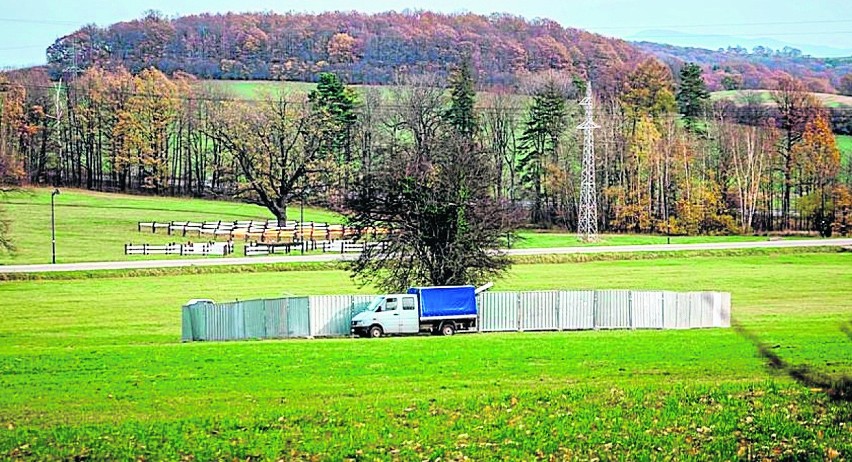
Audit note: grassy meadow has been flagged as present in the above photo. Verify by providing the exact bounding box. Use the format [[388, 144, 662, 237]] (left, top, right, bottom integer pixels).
[[839, 134, 852, 164], [0, 188, 822, 265], [0, 189, 341, 265], [0, 250, 850, 459], [711, 89, 852, 108]]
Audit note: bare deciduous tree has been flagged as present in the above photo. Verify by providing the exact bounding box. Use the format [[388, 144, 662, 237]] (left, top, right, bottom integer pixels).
[[205, 95, 323, 225]]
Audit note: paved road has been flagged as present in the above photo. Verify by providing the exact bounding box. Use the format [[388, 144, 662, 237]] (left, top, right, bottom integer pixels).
[[2, 238, 850, 274]]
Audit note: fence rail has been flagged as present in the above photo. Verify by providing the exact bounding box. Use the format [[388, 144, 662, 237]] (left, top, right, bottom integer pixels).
[[182, 289, 731, 342], [125, 241, 234, 256]]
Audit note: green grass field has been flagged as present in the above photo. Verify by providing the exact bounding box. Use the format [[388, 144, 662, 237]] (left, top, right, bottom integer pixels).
[[711, 90, 852, 108], [1, 189, 821, 266], [0, 189, 342, 265], [1, 251, 850, 459], [200, 79, 529, 106], [201, 80, 324, 99], [839, 134, 852, 160], [839, 135, 852, 152]]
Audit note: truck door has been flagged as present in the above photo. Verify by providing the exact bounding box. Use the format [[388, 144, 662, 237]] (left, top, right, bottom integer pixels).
[[399, 295, 419, 333], [381, 296, 400, 334]]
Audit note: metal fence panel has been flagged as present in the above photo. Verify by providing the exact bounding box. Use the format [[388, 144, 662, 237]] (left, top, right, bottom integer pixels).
[[286, 297, 311, 337], [242, 299, 266, 339], [632, 291, 664, 329], [687, 293, 711, 329], [518, 291, 559, 331], [204, 304, 227, 341], [701, 292, 719, 328], [217, 304, 236, 340], [233, 303, 246, 339], [310, 295, 356, 337], [674, 293, 691, 329], [479, 292, 518, 332], [181, 306, 193, 342], [559, 290, 595, 330], [189, 304, 207, 340], [264, 298, 289, 339], [595, 290, 631, 329], [717, 292, 732, 328], [181, 290, 732, 342], [661, 292, 676, 329]]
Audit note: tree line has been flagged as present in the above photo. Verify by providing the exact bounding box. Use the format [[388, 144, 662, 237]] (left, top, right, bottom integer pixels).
[[1, 60, 851, 237]]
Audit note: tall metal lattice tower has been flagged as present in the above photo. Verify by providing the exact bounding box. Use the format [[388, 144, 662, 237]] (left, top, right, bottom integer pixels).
[[577, 82, 600, 242]]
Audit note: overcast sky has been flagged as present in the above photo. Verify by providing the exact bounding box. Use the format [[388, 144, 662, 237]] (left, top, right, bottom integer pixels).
[[1, 0, 851, 68]]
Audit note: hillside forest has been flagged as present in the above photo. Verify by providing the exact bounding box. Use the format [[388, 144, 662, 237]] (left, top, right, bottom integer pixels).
[[2, 54, 851, 236], [45, 11, 852, 93]]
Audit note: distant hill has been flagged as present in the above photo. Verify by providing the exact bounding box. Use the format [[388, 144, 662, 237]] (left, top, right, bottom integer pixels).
[[636, 41, 852, 93], [44, 11, 852, 93], [630, 30, 852, 59], [44, 11, 641, 93]]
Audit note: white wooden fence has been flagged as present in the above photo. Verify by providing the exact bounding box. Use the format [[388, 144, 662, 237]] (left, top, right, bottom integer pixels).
[[125, 241, 234, 256]]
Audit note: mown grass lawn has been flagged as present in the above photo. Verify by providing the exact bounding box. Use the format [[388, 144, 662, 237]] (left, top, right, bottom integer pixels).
[[0, 188, 342, 265], [0, 251, 850, 459], [1, 188, 822, 266]]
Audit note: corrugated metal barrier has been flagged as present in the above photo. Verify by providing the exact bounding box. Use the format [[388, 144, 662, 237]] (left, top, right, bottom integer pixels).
[[181, 290, 732, 342]]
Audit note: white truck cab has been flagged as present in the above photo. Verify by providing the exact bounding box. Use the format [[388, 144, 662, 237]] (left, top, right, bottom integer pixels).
[[350, 294, 419, 337], [350, 286, 479, 338]]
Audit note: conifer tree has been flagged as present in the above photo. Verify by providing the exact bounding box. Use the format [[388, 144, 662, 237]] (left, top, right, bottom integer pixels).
[[445, 59, 477, 138], [676, 63, 710, 131]]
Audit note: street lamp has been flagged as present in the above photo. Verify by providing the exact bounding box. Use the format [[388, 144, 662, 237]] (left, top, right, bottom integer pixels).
[[51, 189, 60, 264]]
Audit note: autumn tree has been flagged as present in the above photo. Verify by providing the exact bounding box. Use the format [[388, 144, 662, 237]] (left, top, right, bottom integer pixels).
[[481, 91, 520, 201], [206, 95, 323, 225], [612, 58, 677, 232], [793, 113, 841, 234], [621, 58, 677, 128], [0, 75, 24, 253], [771, 76, 821, 229], [113, 68, 180, 192], [676, 63, 709, 132], [840, 73, 852, 97], [0, 76, 25, 187], [721, 121, 776, 232], [391, 74, 447, 162]]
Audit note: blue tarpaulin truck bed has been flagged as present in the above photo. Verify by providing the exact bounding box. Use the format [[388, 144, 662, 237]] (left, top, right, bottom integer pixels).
[[407, 285, 477, 318]]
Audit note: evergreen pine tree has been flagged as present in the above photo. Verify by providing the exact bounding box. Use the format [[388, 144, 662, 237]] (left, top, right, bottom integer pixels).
[[676, 63, 710, 131], [308, 72, 358, 159], [445, 59, 477, 138], [518, 80, 567, 224]]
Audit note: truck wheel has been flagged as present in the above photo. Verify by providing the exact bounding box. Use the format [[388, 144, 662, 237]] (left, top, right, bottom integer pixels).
[[440, 323, 455, 336], [369, 325, 383, 338]]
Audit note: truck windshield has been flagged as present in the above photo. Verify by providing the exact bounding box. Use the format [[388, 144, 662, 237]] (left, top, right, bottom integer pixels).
[[366, 296, 385, 312]]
